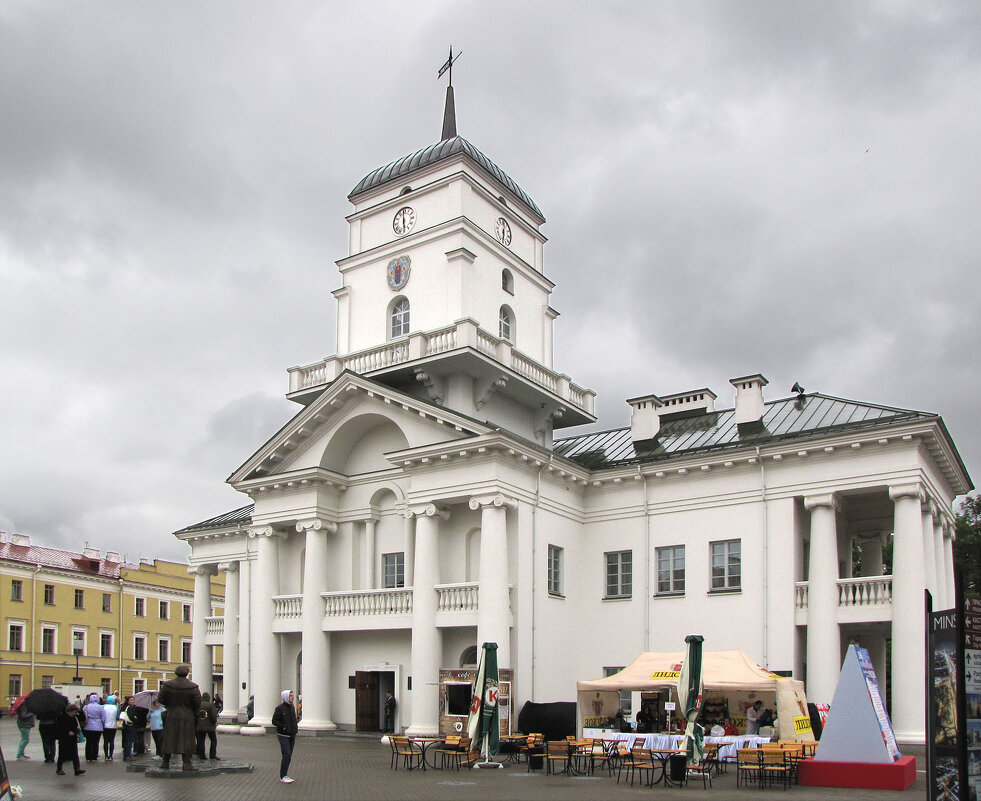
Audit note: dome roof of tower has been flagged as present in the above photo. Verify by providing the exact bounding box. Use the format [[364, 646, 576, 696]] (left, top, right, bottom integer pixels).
[[349, 136, 544, 221]]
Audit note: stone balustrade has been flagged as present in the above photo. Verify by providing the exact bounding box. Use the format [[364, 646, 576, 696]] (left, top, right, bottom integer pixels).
[[322, 588, 413, 616]]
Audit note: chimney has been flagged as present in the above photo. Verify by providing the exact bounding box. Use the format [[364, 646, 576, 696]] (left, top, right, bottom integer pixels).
[[627, 394, 664, 441], [658, 389, 717, 418], [82, 546, 100, 559], [11, 533, 31, 547], [105, 551, 120, 563], [730, 374, 769, 426]]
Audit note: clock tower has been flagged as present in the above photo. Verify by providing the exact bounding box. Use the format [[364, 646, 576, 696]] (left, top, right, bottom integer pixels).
[[287, 78, 595, 446]]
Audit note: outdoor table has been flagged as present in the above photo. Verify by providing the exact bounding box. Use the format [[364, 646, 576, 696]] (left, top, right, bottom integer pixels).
[[648, 748, 688, 787], [408, 736, 444, 770], [498, 734, 526, 765]]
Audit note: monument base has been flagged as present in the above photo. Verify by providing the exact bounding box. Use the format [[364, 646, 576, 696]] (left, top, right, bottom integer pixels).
[[798, 755, 916, 791]]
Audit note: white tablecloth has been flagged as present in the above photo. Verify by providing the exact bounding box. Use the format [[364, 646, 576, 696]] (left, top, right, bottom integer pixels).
[[590, 732, 770, 760]]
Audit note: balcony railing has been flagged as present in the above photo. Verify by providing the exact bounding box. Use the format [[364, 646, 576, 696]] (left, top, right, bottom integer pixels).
[[322, 588, 413, 616], [273, 594, 303, 620], [205, 616, 223, 637], [436, 582, 478, 612], [287, 319, 595, 416], [795, 575, 894, 610]]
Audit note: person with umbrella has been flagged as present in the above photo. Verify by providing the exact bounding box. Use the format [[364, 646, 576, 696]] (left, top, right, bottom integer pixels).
[[22, 687, 69, 764], [119, 695, 137, 760], [15, 698, 35, 760], [55, 703, 85, 776], [148, 699, 166, 759]]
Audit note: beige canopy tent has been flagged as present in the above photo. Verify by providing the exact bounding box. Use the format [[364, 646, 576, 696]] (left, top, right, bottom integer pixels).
[[577, 649, 814, 741]]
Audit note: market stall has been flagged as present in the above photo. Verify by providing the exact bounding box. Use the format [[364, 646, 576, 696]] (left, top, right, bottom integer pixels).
[[577, 649, 815, 742]]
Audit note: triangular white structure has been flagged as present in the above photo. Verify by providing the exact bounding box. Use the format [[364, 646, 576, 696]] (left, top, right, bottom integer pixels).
[[814, 644, 902, 763]]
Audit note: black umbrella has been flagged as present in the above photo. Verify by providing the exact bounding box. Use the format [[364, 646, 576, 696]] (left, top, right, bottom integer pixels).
[[23, 688, 70, 718]]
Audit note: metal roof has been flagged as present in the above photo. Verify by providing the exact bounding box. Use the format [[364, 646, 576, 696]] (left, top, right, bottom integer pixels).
[[0, 542, 138, 577], [552, 393, 937, 470], [174, 504, 253, 534], [348, 136, 544, 221]]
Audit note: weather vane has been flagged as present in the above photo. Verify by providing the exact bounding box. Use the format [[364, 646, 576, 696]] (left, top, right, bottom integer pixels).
[[438, 46, 462, 88]]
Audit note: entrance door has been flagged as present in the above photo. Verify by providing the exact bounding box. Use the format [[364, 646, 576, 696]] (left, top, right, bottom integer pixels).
[[355, 671, 380, 731]]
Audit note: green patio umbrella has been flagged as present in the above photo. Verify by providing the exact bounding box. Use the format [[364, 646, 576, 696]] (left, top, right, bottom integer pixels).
[[677, 634, 705, 765], [465, 642, 501, 766]]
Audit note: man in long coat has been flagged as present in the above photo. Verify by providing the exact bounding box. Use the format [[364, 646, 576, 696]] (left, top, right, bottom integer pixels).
[[157, 665, 202, 771]]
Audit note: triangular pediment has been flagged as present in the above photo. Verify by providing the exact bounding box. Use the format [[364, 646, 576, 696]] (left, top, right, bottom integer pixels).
[[227, 371, 487, 486]]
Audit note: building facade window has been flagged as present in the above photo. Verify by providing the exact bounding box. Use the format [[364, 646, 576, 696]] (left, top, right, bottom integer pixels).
[[502, 268, 514, 294], [135, 597, 145, 616], [390, 296, 410, 338], [547, 544, 563, 596], [44, 584, 55, 605], [182, 604, 191, 624], [11, 579, 23, 602], [8, 624, 24, 651], [100, 632, 113, 658], [101, 678, 112, 696], [499, 305, 514, 342], [102, 593, 112, 613], [41, 627, 56, 654], [710, 539, 741, 591], [604, 666, 631, 714], [74, 588, 84, 609], [134, 635, 146, 661], [181, 640, 192, 664], [133, 678, 145, 694], [72, 630, 85, 656], [656, 545, 686, 595], [605, 550, 632, 598], [8, 675, 22, 698], [382, 552, 405, 588], [41, 675, 54, 689], [159, 601, 169, 620], [158, 638, 170, 663]]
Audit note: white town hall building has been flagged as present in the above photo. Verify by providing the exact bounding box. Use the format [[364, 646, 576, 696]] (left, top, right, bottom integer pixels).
[[176, 84, 971, 747]]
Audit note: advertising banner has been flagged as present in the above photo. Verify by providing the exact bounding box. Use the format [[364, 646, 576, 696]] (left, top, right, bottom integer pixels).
[[929, 602, 966, 801], [965, 595, 981, 801]]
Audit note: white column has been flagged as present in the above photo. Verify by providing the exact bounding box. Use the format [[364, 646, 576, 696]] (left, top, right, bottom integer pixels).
[[944, 524, 956, 608], [860, 533, 885, 576], [889, 483, 927, 743], [406, 503, 448, 736], [804, 493, 841, 703], [922, 499, 938, 601], [362, 518, 376, 590], [933, 512, 948, 609], [297, 518, 337, 732], [239, 555, 251, 716], [249, 526, 282, 727], [469, 494, 516, 669], [403, 512, 415, 587], [217, 561, 240, 723], [189, 564, 216, 693]]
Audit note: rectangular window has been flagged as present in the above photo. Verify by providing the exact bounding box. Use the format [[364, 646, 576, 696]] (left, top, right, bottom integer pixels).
[[382, 552, 405, 588], [8, 674, 22, 698], [100, 632, 113, 658], [181, 640, 192, 663], [41, 675, 54, 689], [133, 678, 145, 694], [102, 593, 112, 613], [134, 635, 146, 661], [101, 678, 112, 696], [182, 604, 192, 623], [158, 638, 169, 663], [159, 600, 169, 620], [11, 579, 23, 602], [74, 588, 84, 609], [604, 666, 631, 715], [41, 627, 56, 654], [605, 550, 632, 598], [710, 539, 741, 591], [656, 545, 686, 595], [135, 597, 145, 616], [44, 584, 55, 605], [8, 624, 24, 651], [547, 544, 563, 596], [72, 630, 85, 655]]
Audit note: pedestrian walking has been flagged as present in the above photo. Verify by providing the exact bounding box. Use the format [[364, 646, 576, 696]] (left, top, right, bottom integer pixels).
[[195, 692, 218, 760], [81, 694, 103, 762], [16, 703, 35, 759], [55, 704, 85, 776], [38, 713, 57, 763], [272, 689, 298, 783], [101, 695, 119, 760]]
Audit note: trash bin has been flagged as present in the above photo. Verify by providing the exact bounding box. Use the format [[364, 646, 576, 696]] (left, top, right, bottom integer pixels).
[[669, 754, 687, 784]]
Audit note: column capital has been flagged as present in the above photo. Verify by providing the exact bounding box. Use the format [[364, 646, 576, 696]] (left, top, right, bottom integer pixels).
[[247, 525, 285, 540], [943, 520, 956, 541], [888, 482, 924, 503], [468, 493, 518, 511], [217, 561, 238, 574], [803, 492, 840, 512], [404, 503, 451, 520], [188, 564, 218, 576], [296, 518, 338, 535]]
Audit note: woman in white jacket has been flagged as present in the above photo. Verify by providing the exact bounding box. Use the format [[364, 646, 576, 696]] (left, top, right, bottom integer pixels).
[[81, 694, 104, 763], [101, 695, 119, 760]]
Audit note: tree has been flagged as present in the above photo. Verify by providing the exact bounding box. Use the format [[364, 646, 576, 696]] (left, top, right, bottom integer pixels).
[[954, 495, 981, 595]]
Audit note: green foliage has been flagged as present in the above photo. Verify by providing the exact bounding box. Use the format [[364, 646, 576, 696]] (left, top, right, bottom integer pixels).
[[954, 495, 981, 595]]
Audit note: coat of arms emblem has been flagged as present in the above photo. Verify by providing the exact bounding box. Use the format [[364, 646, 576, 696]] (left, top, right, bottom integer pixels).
[[387, 255, 411, 291]]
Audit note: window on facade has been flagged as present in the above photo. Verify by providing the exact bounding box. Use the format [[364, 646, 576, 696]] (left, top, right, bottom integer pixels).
[[8, 624, 24, 651], [502, 269, 514, 294], [499, 305, 514, 342], [41, 675, 54, 689], [656, 545, 686, 595], [74, 588, 84, 609], [604, 667, 631, 714], [181, 640, 192, 663], [159, 601, 169, 620], [382, 553, 405, 589], [100, 633, 113, 658], [101, 678, 112, 696], [547, 544, 563, 596], [182, 604, 191, 624], [134, 678, 145, 694], [710, 539, 741, 591], [390, 297, 410, 338], [605, 551, 632, 598], [8, 674, 22, 698], [134, 636, 146, 661], [158, 638, 170, 663], [11, 579, 23, 602], [102, 593, 112, 613], [135, 597, 145, 616], [41, 627, 55, 654], [72, 631, 85, 655], [44, 584, 55, 605]]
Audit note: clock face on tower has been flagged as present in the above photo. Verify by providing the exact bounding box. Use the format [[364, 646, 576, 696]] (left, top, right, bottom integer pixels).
[[393, 206, 415, 236], [495, 217, 512, 247]]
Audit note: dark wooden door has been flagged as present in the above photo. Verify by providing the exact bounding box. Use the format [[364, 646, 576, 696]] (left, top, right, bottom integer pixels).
[[356, 671, 380, 731]]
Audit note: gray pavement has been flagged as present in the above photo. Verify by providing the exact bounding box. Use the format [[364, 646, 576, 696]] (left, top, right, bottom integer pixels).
[[0, 719, 929, 801]]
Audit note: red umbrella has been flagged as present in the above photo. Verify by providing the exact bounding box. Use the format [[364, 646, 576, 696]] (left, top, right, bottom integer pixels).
[[9, 693, 29, 714]]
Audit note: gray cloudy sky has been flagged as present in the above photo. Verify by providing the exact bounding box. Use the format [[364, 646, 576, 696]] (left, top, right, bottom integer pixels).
[[2, 1, 979, 563]]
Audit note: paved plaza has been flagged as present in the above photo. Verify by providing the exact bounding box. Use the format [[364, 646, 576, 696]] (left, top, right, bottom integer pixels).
[[1, 720, 928, 801]]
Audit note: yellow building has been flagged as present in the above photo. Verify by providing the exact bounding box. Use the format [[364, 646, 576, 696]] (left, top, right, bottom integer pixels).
[[0, 532, 223, 705]]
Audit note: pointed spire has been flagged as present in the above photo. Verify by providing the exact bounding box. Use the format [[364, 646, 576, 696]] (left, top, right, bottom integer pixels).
[[437, 46, 462, 141]]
